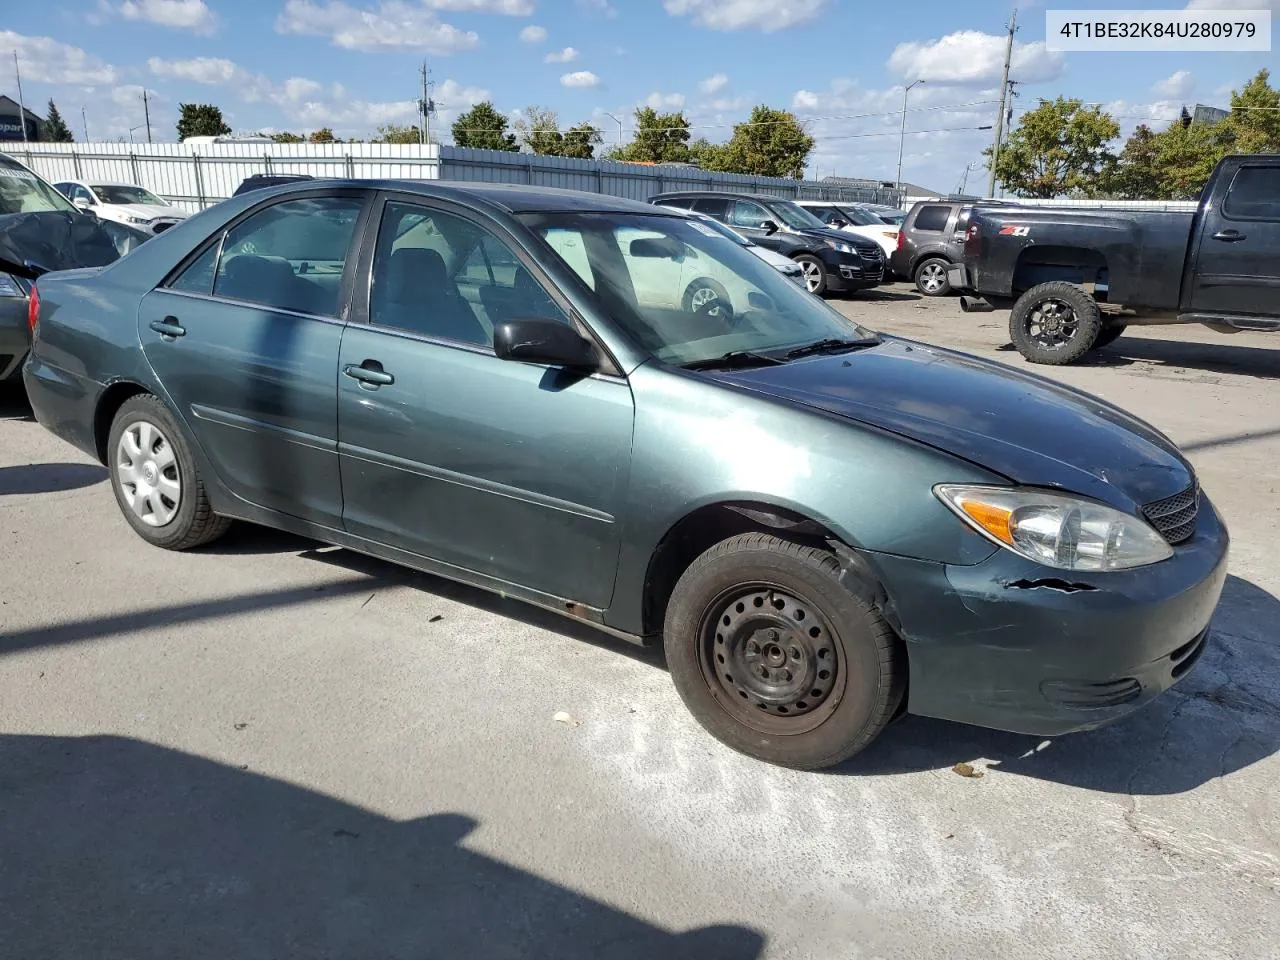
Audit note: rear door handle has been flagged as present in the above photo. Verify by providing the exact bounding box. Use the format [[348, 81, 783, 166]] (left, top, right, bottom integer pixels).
[[343, 361, 394, 387], [1211, 229, 1247, 242], [149, 317, 186, 338]]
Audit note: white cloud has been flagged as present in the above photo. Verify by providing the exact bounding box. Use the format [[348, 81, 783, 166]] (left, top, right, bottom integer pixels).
[[644, 91, 686, 109], [2, 30, 119, 84], [663, 0, 826, 32], [275, 0, 479, 53], [1153, 70, 1194, 98], [708, 95, 748, 112], [544, 46, 579, 63], [148, 55, 244, 85], [422, 0, 532, 11], [577, 0, 617, 16], [561, 70, 601, 88], [792, 90, 820, 110], [1102, 98, 1184, 138], [888, 30, 1064, 84], [115, 0, 216, 33], [519, 24, 546, 42], [699, 73, 729, 94]]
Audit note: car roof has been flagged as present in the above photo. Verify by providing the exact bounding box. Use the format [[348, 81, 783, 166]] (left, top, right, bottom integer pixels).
[[649, 190, 784, 203], [84, 180, 148, 188], [259, 179, 668, 215]]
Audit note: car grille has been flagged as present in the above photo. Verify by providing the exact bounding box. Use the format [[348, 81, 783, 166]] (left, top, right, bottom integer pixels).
[[850, 237, 880, 258], [1143, 482, 1199, 545]]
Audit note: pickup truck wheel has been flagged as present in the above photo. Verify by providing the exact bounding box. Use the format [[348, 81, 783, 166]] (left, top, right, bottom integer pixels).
[[1009, 282, 1102, 365], [663, 532, 904, 770], [793, 255, 828, 296], [914, 257, 951, 296], [1093, 324, 1126, 350]]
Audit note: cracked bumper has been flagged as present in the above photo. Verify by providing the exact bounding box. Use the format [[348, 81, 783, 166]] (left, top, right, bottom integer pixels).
[[876, 496, 1230, 736]]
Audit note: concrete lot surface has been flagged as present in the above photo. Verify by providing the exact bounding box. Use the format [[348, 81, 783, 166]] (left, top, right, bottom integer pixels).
[[1, 284, 1277, 959]]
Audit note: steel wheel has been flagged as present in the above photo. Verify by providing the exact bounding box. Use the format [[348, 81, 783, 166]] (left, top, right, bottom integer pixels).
[[699, 583, 845, 736], [115, 419, 182, 527], [917, 261, 947, 293], [1026, 297, 1080, 351], [800, 259, 823, 293]]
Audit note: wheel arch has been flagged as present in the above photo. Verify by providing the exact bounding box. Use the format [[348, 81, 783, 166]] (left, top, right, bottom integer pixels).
[[1012, 245, 1108, 296], [93, 380, 153, 464]]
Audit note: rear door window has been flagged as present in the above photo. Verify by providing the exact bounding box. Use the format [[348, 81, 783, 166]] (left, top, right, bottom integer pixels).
[[691, 197, 730, 219], [912, 204, 951, 232]]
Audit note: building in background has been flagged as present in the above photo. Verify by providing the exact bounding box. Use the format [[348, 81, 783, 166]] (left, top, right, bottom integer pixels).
[[1191, 104, 1229, 127], [0, 96, 43, 142], [823, 175, 945, 198]]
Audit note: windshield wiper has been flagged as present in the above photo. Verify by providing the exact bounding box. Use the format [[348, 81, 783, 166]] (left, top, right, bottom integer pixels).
[[784, 336, 881, 360], [682, 350, 786, 371]]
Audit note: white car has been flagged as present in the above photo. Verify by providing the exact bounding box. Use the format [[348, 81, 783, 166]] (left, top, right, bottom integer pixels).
[[796, 200, 900, 260], [52, 180, 188, 235], [685, 212, 807, 287]]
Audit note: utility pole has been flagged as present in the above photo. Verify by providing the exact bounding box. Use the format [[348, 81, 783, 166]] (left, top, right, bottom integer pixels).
[[896, 80, 924, 191], [81, 106, 89, 142], [987, 6, 1017, 197], [142, 89, 153, 143], [417, 61, 436, 146], [13, 51, 29, 144]]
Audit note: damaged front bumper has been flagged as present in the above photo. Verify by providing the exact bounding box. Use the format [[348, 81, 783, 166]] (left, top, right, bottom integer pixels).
[[877, 495, 1230, 737]]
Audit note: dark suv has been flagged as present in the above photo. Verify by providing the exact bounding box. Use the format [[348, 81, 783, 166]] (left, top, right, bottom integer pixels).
[[649, 191, 884, 296], [889, 200, 975, 297]]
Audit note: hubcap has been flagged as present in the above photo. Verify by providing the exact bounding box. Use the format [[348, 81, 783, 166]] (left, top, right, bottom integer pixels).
[[700, 585, 843, 734], [690, 285, 725, 316], [1026, 298, 1079, 349], [800, 261, 822, 292], [116, 420, 181, 527], [920, 262, 945, 292]]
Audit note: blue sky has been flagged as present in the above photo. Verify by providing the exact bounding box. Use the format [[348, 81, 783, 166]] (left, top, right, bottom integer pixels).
[[4, 0, 1277, 191]]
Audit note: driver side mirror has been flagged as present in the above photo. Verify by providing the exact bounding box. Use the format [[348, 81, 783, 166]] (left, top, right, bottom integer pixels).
[[493, 318, 599, 371], [72, 197, 95, 215], [759, 219, 779, 235]]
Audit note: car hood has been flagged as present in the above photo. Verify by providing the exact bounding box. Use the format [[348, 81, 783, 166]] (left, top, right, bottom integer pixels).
[[715, 338, 1193, 511], [749, 245, 801, 270], [106, 203, 185, 220], [792, 225, 878, 249], [0, 211, 151, 278]]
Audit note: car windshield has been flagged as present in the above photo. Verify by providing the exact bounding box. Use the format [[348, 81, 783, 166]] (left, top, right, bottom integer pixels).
[[834, 205, 884, 227], [523, 211, 874, 366], [771, 201, 828, 230], [874, 209, 906, 225], [93, 185, 164, 205], [0, 162, 78, 215]]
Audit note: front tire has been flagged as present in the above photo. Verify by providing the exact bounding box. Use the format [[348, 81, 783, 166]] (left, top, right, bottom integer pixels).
[[682, 277, 733, 319], [108, 394, 230, 550], [663, 533, 904, 770], [1009, 281, 1102, 365], [913, 257, 951, 296], [793, 255, 828, 296]]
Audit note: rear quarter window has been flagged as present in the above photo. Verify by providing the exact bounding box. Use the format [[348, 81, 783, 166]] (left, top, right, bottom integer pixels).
[[912, 205, 952, 232]]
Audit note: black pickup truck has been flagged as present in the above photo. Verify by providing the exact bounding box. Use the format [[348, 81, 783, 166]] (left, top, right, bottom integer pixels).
[[947, 154, 1280, 364]]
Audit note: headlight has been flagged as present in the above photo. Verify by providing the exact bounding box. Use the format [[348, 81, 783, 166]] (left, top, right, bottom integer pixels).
[[126, 215, 151, 225], [934, 484, 1174, 571], [823, 239, 854, 254]]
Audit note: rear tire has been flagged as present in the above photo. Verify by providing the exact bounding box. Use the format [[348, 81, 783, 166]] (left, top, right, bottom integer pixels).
[[793, 255, 828, 296], [108, 394, 230, 550], [1009, 281, 1102, 365], [913, 257, 951, 297], [663, 533, 904, 770]]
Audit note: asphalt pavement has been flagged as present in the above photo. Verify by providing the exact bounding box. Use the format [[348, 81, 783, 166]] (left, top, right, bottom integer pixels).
[[2, 284, 1278, 959]]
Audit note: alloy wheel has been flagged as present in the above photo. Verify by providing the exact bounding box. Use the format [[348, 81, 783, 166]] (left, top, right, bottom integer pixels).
[[800, 260, 822, 293], [918, 261, 947, 293], [1026, 298, 1080, 350]]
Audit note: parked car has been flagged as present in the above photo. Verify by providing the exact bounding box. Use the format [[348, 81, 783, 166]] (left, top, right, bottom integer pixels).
[[53, 180, 188, 235], [889, 199, 979, 297], [863, 203, 907, 227], [683, 211, 807, 287], [796, 200, 900, 262], [24, 180, 1227, 769], [233, 173, 317, 197], [648, 191, 884, 296], [949, 154, 1280, 364], [0, 155, 150, 384]]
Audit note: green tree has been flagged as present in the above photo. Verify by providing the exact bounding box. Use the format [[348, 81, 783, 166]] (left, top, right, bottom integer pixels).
[[270, 131, 306, 143], [987, 97, 1120, 198], [309, 127, 338, 143], [176, 103, 231, 140], [374, 123, 428, 144], [43, 99, 74, 143], [1226, 68, 1280, 154], [560, 122, 603, 159], [514, 106, 564, 154], [1151, 120, 1234, 199], [1103, 124, 1162, 199], [707, 105, 814, 178], [687, 137, 724, 169], [452, 101, 518, 151], [608, 107, 691, 163]]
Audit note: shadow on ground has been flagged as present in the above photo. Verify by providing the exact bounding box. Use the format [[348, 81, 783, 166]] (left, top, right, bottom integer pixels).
[[855, 288, 922, 304], [0, 734, 764, 960], [0, 381, 33, 421], [996, 335, 1280, 380], [0, 462, 107, 495]]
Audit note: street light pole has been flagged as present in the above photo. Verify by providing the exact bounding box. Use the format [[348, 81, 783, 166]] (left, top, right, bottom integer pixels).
[[896, 80, 923, 191], [602, 111, 623, 146]]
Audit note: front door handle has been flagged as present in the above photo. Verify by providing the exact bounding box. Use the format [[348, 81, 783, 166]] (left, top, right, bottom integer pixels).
[[343, 361, 394, 388], [1211, 229, 1247, 242], [149, 317, 186, 339]]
